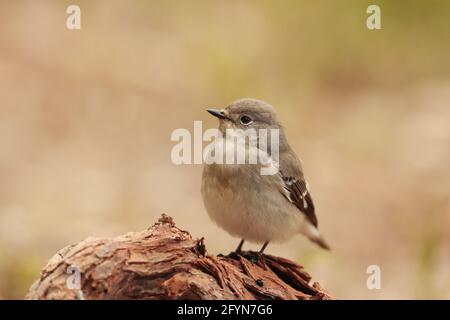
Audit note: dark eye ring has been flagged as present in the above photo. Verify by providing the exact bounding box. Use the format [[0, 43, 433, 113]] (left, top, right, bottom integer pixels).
[[240, 115, 253, 125]]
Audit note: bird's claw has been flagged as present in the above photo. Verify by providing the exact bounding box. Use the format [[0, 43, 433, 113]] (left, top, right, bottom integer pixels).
[[226, 251, 261, 263]]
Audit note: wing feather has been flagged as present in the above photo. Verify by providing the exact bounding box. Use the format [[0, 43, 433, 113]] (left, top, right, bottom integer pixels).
[[280, 174, 318, 227]]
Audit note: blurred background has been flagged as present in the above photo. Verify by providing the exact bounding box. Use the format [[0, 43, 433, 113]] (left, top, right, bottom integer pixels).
[[0, 0, 449, 299]]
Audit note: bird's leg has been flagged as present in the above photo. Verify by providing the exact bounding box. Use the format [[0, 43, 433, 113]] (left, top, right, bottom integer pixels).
[[235, 239, 245, 253], [259, 241, 269, 254], [227, 239, 245, 259], [240, 241, 270, 264], [230, 240, 268, 263]]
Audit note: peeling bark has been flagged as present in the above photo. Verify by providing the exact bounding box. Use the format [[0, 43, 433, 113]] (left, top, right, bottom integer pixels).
[[26, 214, 333, 300]]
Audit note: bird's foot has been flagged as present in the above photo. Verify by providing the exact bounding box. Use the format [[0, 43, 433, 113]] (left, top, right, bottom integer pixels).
[[225, 251, 241, 260], [226, 251, 262, 264], [241, 251, 261, 263]]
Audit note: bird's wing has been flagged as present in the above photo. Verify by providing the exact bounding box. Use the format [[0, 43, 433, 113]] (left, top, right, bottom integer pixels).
[[279, 175, 318, 227], [278, 148, 318, 227]]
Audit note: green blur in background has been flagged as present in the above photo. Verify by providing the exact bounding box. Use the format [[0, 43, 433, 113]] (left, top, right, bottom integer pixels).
[[0, 0, 449, 299]]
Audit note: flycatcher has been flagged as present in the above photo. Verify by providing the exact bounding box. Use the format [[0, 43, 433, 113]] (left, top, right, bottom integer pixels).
[[201, 98, 329, 254]]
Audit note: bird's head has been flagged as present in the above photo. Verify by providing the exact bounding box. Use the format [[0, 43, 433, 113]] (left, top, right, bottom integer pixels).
[[207, 98, 281, 133]]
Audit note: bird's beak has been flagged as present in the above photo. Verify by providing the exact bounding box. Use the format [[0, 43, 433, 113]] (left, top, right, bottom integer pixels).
[[207, 108, 228, 120]]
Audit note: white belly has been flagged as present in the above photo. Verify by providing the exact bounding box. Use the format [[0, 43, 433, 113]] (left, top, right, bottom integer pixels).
[[201, 164, 307, 243]]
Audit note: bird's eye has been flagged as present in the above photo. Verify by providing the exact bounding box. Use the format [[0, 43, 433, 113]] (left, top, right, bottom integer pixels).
[[240, 115, 253, 125]]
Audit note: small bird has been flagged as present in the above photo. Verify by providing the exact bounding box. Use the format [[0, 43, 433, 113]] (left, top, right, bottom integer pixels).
[[201, 98, 329, 254]]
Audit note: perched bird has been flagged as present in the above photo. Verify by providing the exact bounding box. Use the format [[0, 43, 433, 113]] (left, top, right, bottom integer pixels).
[[201, 98, 329, 254]]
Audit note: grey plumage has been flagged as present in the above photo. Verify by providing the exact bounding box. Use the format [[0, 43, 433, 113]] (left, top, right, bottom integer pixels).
[[201, 98, 330, 252]]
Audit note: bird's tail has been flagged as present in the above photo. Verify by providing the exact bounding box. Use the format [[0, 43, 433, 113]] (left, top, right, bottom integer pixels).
[[305, 224, 331, 250], [310, 234, 331, 250]]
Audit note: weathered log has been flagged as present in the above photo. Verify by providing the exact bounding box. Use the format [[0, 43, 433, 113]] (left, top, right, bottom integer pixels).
[[26, 214, 333, 300]]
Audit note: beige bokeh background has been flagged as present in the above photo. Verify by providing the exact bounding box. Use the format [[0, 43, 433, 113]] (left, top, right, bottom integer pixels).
[[0, 0, 449, 299]]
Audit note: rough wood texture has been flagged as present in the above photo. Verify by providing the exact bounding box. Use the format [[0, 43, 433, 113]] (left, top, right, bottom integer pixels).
[[26, 214, 333, 300]]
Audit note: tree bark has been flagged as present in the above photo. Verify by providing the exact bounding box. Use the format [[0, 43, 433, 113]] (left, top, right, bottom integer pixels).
[[26, 214, 333, 300]]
